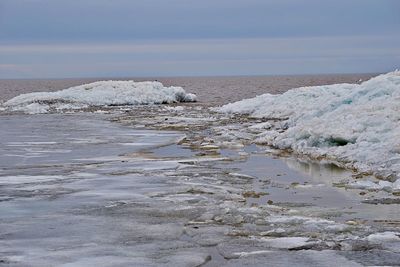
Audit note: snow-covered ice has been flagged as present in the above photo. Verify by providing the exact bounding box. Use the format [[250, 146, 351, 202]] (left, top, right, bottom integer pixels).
[[218, 71, 400, 180], [3, 80, 197, 114]]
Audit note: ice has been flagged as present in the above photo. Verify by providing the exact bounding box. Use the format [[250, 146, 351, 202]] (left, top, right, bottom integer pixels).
[[347, 180, 383, 190], [266, 215, 348, 232], [218, 71, 400, 181], [367, 232, 400, 244], [346, 179, 400, 192], [3, 80, 197, 114], [232, 250, 272, 258], [258, 236, 310, 249], [164, 106, 185, 111], [0, 175, 64, 185], [17, 102, 50, 114], [222, 250, 363, 267]]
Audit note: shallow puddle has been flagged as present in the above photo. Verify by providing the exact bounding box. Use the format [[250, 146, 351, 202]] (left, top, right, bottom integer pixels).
[[224, 149, 400, 224]]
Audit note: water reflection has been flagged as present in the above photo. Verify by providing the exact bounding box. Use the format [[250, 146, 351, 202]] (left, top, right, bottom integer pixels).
[[283, 157, 353, 185]]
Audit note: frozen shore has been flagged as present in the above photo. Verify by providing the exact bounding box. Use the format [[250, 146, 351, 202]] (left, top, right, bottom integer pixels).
[[1, 112, 400, 266], [2, 80, 197, 114], [218, 71, 400, 182], [1, 74, 400, 266]]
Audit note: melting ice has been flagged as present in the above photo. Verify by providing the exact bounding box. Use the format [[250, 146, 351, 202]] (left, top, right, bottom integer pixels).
[[218, 71, 400, 180]]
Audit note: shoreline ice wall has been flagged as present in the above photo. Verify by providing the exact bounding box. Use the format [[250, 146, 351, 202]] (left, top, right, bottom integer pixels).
[[218, 71, 400, 181], [2, 80, 197, 114]]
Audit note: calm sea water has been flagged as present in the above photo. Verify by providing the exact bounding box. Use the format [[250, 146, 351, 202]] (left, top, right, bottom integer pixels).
[[0, 74, 376, 105]]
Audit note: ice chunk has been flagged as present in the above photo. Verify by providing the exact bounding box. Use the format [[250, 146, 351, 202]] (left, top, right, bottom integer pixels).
[[218, 71, 400, 180], [3, 80, 197, 114], [259, 237, 310, 249], [346, 179, 400, 192], [347, 180, 382, 190], [15, 102, 49, 114], [367, 232, 400, 244]]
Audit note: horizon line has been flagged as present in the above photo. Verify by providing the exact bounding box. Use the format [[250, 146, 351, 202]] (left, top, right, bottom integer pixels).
[[0, 71, 383, 81]]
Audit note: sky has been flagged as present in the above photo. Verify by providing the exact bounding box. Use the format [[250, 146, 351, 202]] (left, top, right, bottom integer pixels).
[[0, 0, 399, 78]]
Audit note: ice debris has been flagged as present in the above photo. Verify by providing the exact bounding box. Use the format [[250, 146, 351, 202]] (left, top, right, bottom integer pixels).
[[218, 71, 400, 181]]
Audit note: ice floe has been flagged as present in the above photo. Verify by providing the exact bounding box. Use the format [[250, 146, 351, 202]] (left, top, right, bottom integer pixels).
[[3, 80, 196, 114], [218, 71, 400, 181]]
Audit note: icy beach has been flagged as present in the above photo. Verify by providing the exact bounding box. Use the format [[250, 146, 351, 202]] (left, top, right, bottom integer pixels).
[[218, 71, 400, 182], [1, 74, 400, 266]]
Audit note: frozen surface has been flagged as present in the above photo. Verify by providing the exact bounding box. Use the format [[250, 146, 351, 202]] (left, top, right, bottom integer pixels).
[[222, 250, 363, 267], [0, 114, 183, 168], [218, 71, 400, 180], [1, 110, 400, 266], [2, 86, 400, 266], [2, 80, 196, 114]]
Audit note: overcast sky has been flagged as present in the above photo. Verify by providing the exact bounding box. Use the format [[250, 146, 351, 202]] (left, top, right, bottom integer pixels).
[[0, 0, 399, 78]]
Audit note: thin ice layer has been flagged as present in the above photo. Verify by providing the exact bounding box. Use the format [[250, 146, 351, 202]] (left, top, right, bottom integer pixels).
[[3, 80, 197, 114], [218, 71, 400, 180]]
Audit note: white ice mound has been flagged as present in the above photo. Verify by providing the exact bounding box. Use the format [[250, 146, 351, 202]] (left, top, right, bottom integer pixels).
[[3, 80, 197, 114], [218, 71, 400, 180]]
